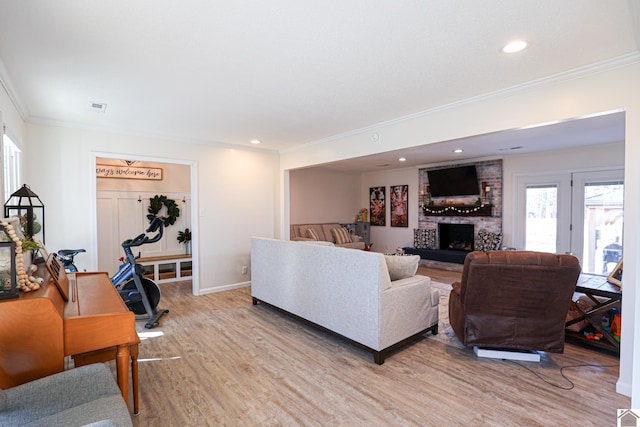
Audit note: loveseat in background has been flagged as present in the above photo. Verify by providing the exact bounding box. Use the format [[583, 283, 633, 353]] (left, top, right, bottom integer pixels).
[[290, 223, 365, 249], [250, 237, 439, 364]]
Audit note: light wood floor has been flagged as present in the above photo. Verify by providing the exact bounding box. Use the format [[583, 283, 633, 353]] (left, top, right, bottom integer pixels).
[[122, 268, 629, 426]]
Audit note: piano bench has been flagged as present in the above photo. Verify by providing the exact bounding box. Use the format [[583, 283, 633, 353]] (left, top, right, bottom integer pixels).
[[0, 363, 133, 427]]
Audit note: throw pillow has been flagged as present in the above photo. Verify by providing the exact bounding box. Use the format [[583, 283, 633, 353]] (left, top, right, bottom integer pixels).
[[475, 231, 503, 251], [414, 228, 436, 249], [384, 254, 420, 281], [331, 227, 352, 245], [306, 228, 320, 241]]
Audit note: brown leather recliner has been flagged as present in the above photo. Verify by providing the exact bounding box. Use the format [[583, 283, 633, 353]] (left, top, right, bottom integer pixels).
[[449, 251, 581, 353]]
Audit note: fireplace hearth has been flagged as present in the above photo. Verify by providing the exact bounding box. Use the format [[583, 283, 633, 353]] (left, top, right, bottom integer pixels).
[[439, 223, 474, 252]]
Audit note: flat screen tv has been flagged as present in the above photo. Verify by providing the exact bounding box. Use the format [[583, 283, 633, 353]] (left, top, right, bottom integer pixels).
[[427, 165, 480, 197]]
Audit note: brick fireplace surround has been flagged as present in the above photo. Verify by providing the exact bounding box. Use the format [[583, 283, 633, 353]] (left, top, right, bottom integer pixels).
[[412, 159, 503, 265]]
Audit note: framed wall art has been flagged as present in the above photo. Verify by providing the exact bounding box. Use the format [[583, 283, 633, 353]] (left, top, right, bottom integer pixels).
[[369, 186, 386, 226], [390, 185, 408, 227]]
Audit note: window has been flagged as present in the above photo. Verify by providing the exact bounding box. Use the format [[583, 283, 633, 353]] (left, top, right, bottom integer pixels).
[[525, 184, 558, 253], [516, 169, 623, 276], [3, 129, 21, 202]]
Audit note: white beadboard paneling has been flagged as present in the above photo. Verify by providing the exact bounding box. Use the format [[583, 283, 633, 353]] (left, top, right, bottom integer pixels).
[[97, 190, 190, 274]]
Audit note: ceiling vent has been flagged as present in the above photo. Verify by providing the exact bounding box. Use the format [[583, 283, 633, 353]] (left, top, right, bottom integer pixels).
[[88, 102, 107, 113]]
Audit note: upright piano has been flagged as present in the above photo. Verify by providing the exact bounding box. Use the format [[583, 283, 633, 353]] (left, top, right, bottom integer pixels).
[[0, 256, 139, 413]]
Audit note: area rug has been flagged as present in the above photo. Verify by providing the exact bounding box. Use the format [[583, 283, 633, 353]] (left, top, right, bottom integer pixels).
[[427, 280, 465, 349]]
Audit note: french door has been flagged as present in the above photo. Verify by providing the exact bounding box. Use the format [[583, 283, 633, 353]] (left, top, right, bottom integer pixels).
[[516, 169, 623, 275]]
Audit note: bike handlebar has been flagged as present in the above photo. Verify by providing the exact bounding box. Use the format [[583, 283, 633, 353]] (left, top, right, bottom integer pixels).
[[147, 217, 163, 233], [121, 218, 164, 249]]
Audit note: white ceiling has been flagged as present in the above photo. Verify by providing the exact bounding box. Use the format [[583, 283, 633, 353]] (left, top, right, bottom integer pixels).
[[0, 1, 638, 164]]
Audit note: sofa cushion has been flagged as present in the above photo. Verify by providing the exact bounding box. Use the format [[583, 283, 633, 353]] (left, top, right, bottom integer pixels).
[[306, 228, 320, 240], [384, 254, 420, 281], [414, 228, 436, 249], [320, 223, 341, 242], [475, 231, 503, 251], [331, 227, 352, 245], [300, 225, 326, 241]]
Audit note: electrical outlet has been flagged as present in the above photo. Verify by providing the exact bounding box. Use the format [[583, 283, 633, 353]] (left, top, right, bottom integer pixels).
[[242, 265, 248, 275]]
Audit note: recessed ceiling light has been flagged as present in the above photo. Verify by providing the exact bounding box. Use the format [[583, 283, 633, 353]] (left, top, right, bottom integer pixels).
[[502, 40, 528, 54], [453, 149, 463, 153], [250, 139, 261, 144], [398, 157, 406, 162]]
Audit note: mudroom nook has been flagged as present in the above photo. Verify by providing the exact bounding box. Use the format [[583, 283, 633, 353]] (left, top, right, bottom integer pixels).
[[96, 158, 192, 281]]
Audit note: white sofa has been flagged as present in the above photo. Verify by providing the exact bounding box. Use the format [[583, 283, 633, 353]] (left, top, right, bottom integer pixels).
[[250, 237, 439, 364]]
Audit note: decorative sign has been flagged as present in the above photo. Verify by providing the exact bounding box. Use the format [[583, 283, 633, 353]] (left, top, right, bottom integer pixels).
[[96, 164, 163, 180]]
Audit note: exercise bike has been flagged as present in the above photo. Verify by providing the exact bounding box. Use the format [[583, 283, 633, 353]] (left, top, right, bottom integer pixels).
[[112, 217, 169, 329], [56, 218, 169, 329], [55, 248, 85, 272]]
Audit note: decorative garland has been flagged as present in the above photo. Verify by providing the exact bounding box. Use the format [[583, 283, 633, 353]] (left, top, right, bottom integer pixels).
[[421, 204, 489, 215], [147, 195, 180, 226]]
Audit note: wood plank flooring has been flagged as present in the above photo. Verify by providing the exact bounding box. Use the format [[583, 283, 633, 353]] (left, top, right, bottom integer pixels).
[[119, 268, 629, 426]]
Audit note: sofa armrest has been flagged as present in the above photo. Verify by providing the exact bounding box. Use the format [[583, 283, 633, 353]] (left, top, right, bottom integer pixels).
[[380, 275, 437, 349]]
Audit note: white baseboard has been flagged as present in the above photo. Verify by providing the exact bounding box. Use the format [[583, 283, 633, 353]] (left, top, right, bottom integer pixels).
[[198, 281, 250, 295], [473, 346, 541, 362]]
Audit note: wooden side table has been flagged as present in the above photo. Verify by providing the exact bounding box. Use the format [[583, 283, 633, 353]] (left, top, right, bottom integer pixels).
[[565, 274, 621, 354]]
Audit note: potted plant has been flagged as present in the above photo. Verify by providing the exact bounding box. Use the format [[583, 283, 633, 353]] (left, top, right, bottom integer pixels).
[[177, 228, 191, 255]]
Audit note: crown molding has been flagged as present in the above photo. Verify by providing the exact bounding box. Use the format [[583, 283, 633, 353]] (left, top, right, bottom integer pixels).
[[285, 51, 640, 153], [0, 58, 28, 120], [26, 115, 279, 154]]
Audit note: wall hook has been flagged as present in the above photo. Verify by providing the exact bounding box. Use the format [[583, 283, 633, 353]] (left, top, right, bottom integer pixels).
[[137, 195, 142, 202]]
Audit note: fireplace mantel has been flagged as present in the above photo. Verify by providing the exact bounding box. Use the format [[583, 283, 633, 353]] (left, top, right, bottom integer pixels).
[[421, 204, 492, 217]]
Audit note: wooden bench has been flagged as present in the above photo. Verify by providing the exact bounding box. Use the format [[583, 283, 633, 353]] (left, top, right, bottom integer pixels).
[[138, 254, 192, 284]]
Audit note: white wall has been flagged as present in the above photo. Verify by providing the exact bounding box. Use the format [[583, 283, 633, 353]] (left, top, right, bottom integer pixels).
[[280, 62, 640, 403], [23, 122, 280, 295], [289, 167, 361, 224]]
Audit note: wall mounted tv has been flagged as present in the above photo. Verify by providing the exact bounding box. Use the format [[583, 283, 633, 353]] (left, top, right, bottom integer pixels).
[[427, 165, 480, 197]]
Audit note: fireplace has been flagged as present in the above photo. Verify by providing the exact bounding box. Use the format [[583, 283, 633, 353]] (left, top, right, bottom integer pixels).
[[438, 223, 474, 251]]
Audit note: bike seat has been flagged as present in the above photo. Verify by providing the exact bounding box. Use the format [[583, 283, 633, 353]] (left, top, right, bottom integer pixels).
[[58, 249, 86, 256]]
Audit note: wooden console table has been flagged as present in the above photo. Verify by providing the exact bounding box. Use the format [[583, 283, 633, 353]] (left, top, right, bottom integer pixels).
[[565, 274, 621, 355]]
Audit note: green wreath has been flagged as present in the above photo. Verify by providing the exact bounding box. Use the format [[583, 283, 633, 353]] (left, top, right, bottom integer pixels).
[[147, 195, 180, 227]]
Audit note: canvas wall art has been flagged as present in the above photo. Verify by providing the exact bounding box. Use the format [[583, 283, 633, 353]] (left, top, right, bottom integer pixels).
[[369, 186, 386, 226], [390, 185, 408, 227]]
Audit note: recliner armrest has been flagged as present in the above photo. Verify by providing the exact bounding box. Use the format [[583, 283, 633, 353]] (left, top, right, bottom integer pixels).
[[451, 281, 462, 296]]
